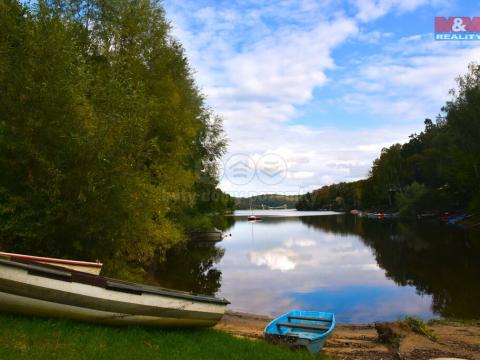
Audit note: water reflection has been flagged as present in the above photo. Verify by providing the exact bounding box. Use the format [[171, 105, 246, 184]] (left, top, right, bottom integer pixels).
[[215, 213, 480, 322], [299, 215, 480, 319], [6, 209, 477, 323], [249, 247, 298, 271], [148, 241, 225, 296]]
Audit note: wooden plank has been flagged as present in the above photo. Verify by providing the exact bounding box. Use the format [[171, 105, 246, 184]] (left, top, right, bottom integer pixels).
[[288, 315, 332, 323], [276, 322, 330, 331], [0, 251, 102, 267]]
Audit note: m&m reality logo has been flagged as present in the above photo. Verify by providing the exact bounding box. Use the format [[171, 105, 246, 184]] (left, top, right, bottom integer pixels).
[[435, 17, 480, 40]]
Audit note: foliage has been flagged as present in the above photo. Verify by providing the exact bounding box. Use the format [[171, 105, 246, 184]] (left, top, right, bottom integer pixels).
[[402, 316, 436, 341], [297, 63, 480, 215], [296, 181, 363, 211], [0, 0, 229, 274], [397, 182, 430, 217], [375, 322, 403, 348], [443, 63, 480, 210], [181, 188, 235, 231], [149, 242, 225, 295]]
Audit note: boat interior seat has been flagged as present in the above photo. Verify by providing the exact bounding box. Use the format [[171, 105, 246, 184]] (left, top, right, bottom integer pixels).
[[276, 322, 330, 331], [287, 315, 332, 323]]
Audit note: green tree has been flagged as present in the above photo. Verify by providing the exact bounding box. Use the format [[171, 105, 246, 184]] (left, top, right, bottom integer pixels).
[[443, 63, 480, 210], [0, 0, 227, 277], [297, 63, 480, 215]]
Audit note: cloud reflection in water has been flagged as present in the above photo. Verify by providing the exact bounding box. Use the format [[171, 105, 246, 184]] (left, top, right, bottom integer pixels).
[[218, 213, 435, 322], [249, 247, 298, 271]]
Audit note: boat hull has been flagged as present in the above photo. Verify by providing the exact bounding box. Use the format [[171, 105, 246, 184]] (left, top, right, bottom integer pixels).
[[0, 291, 215, 327], [265, 333, 328, 354], [190, 231, 223, 242], [0, 259, 227, 327], [264, 310, 336, 354]]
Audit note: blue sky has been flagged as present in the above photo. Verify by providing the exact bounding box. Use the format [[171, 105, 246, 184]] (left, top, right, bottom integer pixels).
[[163, 0, 480, 195]]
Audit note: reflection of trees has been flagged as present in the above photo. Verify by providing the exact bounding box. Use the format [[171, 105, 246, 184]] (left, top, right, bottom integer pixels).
[[147, 241, 225, 296], [0, 216, 232, 286], [226, 215, 302, 228], [0, 214, 230, 290], [301, 215, 480, 319], [300, 214, 364, 236], [0, 237, 226, 295], [215, 215, 236, 231]]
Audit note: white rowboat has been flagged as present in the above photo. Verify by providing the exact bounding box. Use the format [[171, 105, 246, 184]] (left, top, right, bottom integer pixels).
[[0, 258, 229, 327]]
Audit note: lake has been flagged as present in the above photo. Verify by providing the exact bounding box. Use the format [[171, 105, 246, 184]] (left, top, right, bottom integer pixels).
[[154, 210, 480, 323]]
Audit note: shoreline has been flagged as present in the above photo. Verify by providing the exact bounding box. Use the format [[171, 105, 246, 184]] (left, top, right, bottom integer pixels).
[[215, 311, 480, 360]]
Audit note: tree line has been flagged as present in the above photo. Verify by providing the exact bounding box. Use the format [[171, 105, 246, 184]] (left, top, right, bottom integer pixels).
[[234, 194, 299, 210], [297, 63, 480, 216], [0, 0, 233, 276]]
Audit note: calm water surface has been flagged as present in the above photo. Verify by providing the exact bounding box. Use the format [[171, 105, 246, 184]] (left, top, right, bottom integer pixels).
[[155, 210, 480, 323]]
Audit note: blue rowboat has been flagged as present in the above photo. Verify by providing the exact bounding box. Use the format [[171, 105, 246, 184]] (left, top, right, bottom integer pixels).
[[447, 213, 466, 225], [264, 310, 335, 354]]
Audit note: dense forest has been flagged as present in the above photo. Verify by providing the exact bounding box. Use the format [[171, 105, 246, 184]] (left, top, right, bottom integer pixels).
[[0, 0, 233, 277], [297, 63, 480, 216]]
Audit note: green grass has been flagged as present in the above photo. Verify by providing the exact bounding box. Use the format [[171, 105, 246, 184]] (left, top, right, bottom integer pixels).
[[0, 313, 327, 359], [402, 316, 436, 341]]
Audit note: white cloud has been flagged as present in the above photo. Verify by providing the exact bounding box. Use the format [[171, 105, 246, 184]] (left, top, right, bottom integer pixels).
[[163, 1, 479, 194], [340, 39, 480, 122], [287, 171, 315, 180], [222, 18, 357, 103], [284, 238, 316, 247], [186, 15, 358, 136], [352, 0, 432, 22], [219, 123, 413, 194]]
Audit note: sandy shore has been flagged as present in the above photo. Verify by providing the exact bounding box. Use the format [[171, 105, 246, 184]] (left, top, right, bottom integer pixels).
[[215, 311, 480, 359]]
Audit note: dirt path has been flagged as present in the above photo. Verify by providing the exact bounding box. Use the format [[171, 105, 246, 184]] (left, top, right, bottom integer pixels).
[[215, 312, 480, 360]]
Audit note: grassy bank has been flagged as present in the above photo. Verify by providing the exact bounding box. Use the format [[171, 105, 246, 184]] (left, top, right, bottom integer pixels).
[[0, 313, 326, 360]]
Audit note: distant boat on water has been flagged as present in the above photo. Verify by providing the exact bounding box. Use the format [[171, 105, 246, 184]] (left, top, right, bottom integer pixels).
[[439, 211, 467, 225], [247, 198, 262, 221], [366, 212, 399, 219], [382, 212, 399, 219]]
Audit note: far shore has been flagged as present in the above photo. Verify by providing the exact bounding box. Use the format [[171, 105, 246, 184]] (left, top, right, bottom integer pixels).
[[215, 311, 480, 360]]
